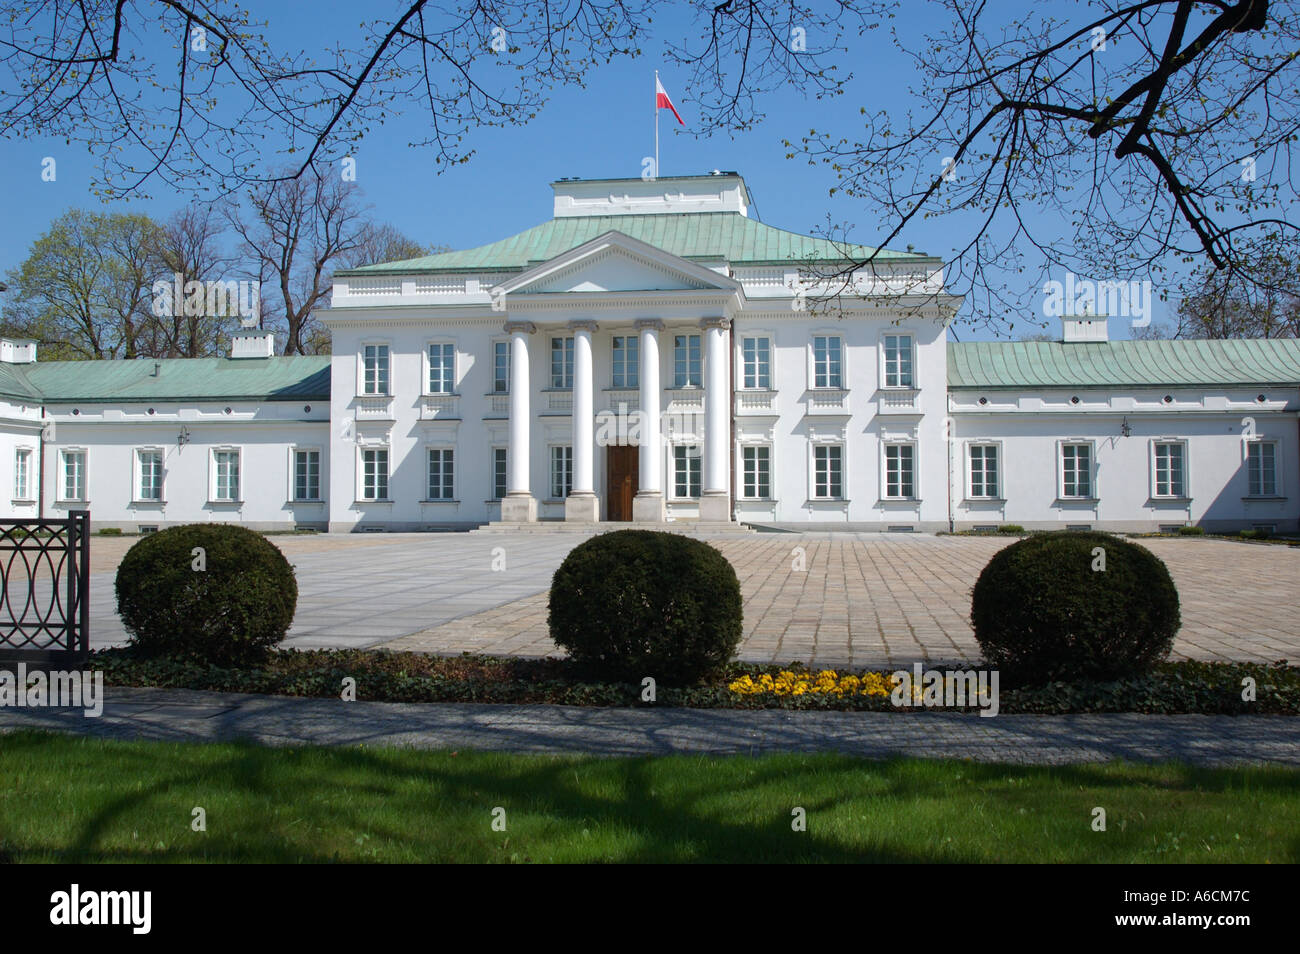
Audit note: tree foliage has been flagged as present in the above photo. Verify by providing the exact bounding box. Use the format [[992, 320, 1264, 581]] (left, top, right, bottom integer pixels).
[[2, 1, 1297, 331], [1, 192, 427, 359]]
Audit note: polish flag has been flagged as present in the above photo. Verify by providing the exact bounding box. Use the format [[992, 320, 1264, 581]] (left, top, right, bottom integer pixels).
[[656, 76, 685, 125]]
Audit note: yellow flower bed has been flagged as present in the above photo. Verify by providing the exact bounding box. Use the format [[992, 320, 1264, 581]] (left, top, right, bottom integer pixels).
[[728, 669, 898, 698]]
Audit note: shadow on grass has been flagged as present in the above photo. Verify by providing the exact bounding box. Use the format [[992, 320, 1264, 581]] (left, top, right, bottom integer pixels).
[[1, 731, 1296, 863]]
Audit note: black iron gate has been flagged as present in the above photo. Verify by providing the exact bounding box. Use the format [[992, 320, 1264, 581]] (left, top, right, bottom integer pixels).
[[0, 510, 90, 667]]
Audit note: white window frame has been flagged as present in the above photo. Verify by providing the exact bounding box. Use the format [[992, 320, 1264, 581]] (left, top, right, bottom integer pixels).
[[882, 442, 917, 500], [882, 333, 915, 389], [811, 334, 843, 390], [611, 334, 640, 389], [1150, 440, 1188, 499], [290, 446, 323, 502], [673, 333, 702, 388], [740, 335, 772, 390], [740, 444, 772, 500], [491, 446, 508, 501], [426, 340, 457, 395], [811, 443, 844, 500], [672, 444, 702, 499], [550, 336, 575, 390], [965, 442, 1001, 500], [549, 445, 573, 499], [425, 446, 455, 501], [1246, 439, 1280, 497], [59, 448, 87, 503], [1058, 440, 1096, 500], [359, 446, 390, 502], [13, 447, 33, 502], [210, 447, 242, 503], [491, 339, 511, 394], [134, 447, 165, 503], [360, 342, 391, 396]]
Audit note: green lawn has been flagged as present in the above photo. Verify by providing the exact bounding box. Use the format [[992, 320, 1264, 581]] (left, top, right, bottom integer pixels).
[[1, 731, 1296, 863]]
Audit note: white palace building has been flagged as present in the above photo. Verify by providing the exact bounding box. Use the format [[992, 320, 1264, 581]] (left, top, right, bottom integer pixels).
[[2, 173, 1299, 533]]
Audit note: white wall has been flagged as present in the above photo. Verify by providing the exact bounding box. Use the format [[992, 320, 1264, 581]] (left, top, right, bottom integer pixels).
[[733, 308, 951, 528], [41, 402, 330, 531], [0, 400, 45, 520], [950, 388, 1300, 531]]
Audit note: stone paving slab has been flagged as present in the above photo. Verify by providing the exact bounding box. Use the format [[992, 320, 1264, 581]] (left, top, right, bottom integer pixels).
[[2, 687, 1297, 766], [79, 531, 1300, 667], [379, 534, 1300, 668]]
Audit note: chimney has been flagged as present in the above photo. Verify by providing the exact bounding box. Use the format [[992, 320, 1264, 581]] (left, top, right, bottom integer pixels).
[[1061, 315, 1109, 343], [229, 329, 275, 359], [0, 338, 37, 363]]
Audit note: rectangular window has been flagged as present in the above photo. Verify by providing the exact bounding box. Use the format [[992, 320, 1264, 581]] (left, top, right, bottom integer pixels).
[[62, 450, 86, 501], [742, 337, 771, 389], [428, 343, 455, 394], [884, 334, 914, 388], [813, 336, 843, 389], [1248, 441, 1278, 496], [550, 446, 573, 499], [673, 334, 702, 388], [13, 448, 31, 500], [968, 444, 999, 499], [363, 344, 390, 395], [293, 449, 320, 501], [742, 446, 771, 499], [214, 450, 240, 502], [1153, 443, 1186, 498], [673, 445, 702, 498], [138, 450, 163, 501], [612, 335, 639, 388], [361, 448, 389, 501], [427, 448, 454, 500], [493, 341, 510, 393], [1061, 443, 1093, 498], [550, 337, 574, 389], [813, 445, 843, 499], [885, 444, 915, 499], [492, 448, 508, 501]]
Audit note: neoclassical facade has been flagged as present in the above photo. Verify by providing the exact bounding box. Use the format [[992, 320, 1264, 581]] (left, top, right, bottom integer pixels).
[[2, 172, 1298, 533]]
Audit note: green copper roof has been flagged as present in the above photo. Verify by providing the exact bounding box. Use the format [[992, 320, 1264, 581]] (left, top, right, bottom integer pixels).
[[9, 355, 330, 404], [0, 362, 44, 402], [340, 213, 927, 275], [948, 339, 1300, 389]]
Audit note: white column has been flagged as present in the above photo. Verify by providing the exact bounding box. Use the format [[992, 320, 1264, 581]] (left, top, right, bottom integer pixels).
[[633, 318, 664, 521], [699, 316, 732, 522], [501, 320, 536, 522], [565, 320, 599, 521]]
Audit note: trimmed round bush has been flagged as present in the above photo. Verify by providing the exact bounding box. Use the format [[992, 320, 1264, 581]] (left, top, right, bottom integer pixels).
[[548, 530, 742, 685], [115, 524, 297, 665], [971, 531, 1180, 686]]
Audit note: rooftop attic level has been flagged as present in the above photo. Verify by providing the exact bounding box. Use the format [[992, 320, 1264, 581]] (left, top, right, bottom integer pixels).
[[550, 173, 752, 218]]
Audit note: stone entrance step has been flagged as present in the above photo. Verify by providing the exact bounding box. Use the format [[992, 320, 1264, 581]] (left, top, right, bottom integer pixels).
[[471, 520, 755, 535]]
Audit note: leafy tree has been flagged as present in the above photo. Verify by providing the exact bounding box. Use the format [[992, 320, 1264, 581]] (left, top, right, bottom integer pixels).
[[2, 210, 160, 359]]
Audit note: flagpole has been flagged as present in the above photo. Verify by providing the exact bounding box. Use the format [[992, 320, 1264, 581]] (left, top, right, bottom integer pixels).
[[654, 70, 660, 178]]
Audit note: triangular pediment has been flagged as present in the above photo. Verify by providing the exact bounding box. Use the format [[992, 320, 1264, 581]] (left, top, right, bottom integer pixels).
[[497, 230, 741, 296]]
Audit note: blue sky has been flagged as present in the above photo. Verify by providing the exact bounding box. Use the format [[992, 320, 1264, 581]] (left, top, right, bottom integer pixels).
[[0, 1, 1179, 338]]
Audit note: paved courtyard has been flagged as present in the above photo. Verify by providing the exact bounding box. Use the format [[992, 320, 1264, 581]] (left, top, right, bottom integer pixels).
[[83, 530, 1300, 668]]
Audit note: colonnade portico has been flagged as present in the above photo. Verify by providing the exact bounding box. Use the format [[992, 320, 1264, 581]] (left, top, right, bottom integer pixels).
[[498, 315, 733, 523]]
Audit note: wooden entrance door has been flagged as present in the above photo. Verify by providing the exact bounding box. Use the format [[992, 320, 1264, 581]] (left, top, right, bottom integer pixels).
[[606, 445, 639, 521]]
